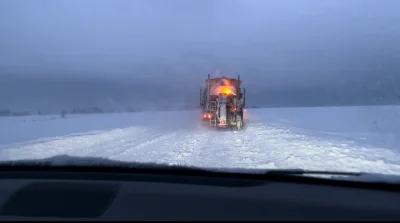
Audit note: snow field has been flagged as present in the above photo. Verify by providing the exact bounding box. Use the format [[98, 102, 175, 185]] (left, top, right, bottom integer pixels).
[[0, 106, 399, 175]]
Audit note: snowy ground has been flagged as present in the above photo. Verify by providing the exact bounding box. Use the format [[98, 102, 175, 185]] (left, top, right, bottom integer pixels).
[[0, 106, 400, 175]]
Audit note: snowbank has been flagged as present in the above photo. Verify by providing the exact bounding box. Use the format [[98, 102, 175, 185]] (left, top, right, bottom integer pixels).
[[248, 105, 400, 150], [0, 111, 199, 145]]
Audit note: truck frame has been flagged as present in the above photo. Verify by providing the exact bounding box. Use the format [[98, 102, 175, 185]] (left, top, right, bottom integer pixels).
[[200, 74, 246, 130]]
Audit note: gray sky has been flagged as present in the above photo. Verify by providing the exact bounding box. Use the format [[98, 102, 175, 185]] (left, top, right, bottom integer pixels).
[[1, 0, 400, 111]]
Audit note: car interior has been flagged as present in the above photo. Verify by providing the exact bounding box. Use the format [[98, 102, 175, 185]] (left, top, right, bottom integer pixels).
[[0, 165, 399, 221]]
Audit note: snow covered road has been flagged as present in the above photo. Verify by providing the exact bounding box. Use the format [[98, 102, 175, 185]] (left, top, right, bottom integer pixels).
[[0, 106, 400, 175]]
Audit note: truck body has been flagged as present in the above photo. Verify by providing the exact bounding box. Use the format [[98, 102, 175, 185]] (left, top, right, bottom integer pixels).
[[200, 74, 246, 130]]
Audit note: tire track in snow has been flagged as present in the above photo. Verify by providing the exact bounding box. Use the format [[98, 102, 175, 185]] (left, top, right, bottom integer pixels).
[[0, 128, 138, 161], [0, 129, 110, 149], [105, 131, 180, 160], [0, 126, 177, 161], [91, 128, 180, 158], [191, 122, 278, 169], [0, 129, 126, 160], [161, 130, 211, 166], [111, 126, 211, 166], [235, 122, 400, 175]]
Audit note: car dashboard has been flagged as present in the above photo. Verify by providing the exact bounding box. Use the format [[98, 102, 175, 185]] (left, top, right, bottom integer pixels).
[[0, 168, 399, 221]]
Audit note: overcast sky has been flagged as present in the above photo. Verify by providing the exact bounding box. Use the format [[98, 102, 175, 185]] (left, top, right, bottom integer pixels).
[[1, 0, 400, 111]]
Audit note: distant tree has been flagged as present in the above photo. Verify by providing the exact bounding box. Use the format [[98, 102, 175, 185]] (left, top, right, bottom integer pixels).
[[12, 111, 30, 116], [91, 106, 104, 113], [127, 106, 136, 112], [0, 109, 11, 116], [60, 110, 67, 118]]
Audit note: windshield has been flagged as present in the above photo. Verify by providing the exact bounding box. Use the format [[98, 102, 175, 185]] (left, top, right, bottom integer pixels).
[[0, 0, 399, 181]]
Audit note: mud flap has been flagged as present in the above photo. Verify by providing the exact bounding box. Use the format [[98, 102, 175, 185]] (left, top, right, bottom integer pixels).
[[236, 115, 243, 130]]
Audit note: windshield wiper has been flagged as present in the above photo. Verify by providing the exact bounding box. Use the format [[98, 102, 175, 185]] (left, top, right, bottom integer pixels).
[[0, 156, 363, 177], [0, 155, 398, 184], [262, 168, 362, 176]]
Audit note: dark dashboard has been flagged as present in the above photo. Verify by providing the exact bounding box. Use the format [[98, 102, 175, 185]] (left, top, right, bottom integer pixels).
[[0, 167, 399, 221]]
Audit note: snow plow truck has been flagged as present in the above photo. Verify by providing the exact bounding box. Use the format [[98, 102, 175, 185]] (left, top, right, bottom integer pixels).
[[200, 74, 246, 130]]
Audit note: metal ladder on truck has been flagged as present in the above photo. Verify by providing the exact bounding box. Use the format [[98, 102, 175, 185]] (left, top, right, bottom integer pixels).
[[209, 101, 217, 126]]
